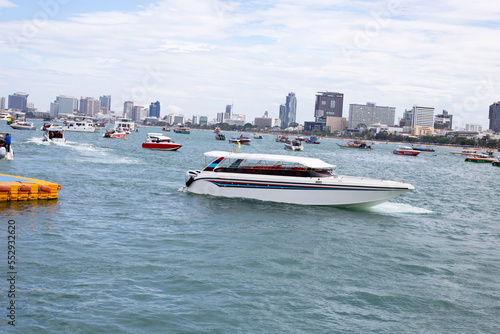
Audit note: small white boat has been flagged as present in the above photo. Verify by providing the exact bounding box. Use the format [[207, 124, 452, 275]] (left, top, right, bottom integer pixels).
[[43, 129, 66, 142], [9, 120, 36, 130], [185, 151, 415, 208], [284, 140, 303, 151]]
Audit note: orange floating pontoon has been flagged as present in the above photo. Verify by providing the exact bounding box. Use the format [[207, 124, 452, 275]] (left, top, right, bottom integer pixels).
[[0, 174, 61, 202]]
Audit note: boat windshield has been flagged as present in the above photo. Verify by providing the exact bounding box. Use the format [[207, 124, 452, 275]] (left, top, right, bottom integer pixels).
[[211, 157, 336, 178]]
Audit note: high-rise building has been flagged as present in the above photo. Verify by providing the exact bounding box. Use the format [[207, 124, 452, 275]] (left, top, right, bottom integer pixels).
[[132, 106, 144, 121], [434, 110, 453, 130], [0, 97, 6, 110], [56, 95, 78, 115], [123, 101, 134, 118], [149, 101, 160, 118], [79, 97, 100, 116], [279, 104, 286, 127], [412, 105, 434, 128], [50, 102, 59, 118], [99, 95, 111, 114], [199, 116, 208, 126], [192, 115, 199, 125], [281, 92, 297, 127], [8, 92, 29, 111], [348, 102, 395, 129], [489, 102, 500, 132], [465, 123, 482, 132], [314, 91, 343, 123], [225, 104, 233, 120]]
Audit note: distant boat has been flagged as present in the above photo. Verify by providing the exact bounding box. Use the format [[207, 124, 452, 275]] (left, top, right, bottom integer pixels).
[[173, 126, 190, 134], [412, 145, 435, 152], [214, 127, 225, 140], [393, 146, 420, 156], [305, 136, 320, 144]]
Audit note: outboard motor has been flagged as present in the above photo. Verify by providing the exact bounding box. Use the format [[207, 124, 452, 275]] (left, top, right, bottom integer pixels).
[[185, 170, 200, 187]]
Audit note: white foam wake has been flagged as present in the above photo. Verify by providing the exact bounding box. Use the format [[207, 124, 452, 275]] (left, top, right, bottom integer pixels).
[[371, 202, 433, 214]]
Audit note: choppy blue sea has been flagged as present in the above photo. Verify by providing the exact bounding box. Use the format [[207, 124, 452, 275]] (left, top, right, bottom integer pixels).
[[1, 121, 499, 333]]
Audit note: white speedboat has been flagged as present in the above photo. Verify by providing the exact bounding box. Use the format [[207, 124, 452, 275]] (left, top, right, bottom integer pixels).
[[43, 129, 66, 142], [62, 120, 100, 132], [284, 140, 303, 151], [9, 120, 36, 130], [184, 151, 415, 208]]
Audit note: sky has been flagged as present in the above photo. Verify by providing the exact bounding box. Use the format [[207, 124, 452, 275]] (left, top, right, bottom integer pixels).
[[1, 0, 500, 128]]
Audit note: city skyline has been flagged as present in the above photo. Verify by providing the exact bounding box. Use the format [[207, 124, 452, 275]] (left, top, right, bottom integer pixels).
[[1, 1, 500, 128]]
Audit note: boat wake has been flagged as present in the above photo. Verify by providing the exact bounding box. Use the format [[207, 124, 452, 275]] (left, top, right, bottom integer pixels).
[[370, 202, 433, 215]]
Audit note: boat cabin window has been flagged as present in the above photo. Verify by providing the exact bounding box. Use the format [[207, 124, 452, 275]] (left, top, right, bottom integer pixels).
[[212, 158, 336, 178]]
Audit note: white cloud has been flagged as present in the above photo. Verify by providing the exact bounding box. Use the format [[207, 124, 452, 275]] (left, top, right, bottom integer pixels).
[[0, 0, 499, 128]]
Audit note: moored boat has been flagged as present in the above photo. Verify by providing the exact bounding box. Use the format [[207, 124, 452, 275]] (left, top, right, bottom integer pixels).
[[305, 136, 320, 144], [184, 151, 415, 207], [275, 135, 288, 143], [173, 126, 190, 134], [103, 128, 126, 139], [450, 149, 491, 156], [412, 145, 435, 152], [254, 134, 263, 139], [62, 119, 101, 133], [142, 133, 181, 151], [230, 134, 251, 145], [464, 154, 496, 163], [393, 146, 421, 156], [9, 120, 36, 130], [214, 127, 226, 140], [115, 118, 135, 133], [493, 157, 500, 167]]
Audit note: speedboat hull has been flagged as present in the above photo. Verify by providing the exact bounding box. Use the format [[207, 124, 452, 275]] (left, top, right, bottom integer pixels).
[[185, 171, 414, 208], [393, 149, 420, 156], [142, 143, 181, 151]]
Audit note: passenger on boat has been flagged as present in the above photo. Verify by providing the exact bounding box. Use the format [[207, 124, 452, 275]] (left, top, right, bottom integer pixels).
[[5, 133, 11, 152]]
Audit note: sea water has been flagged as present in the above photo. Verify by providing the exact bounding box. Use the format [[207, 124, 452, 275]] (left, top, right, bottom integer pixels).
[[0, 121, 499, 333]]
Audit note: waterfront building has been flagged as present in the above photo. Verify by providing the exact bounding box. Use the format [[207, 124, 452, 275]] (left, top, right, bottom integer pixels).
[[314, 91, 343, 123], [123, 101, 134, 118], [0, 97, 5, 110], [99, 95, 111, 114], [132, 106, 144, 121], [149, 101, 160, 118], [326, 116, 348, 133], [173, 115, 185, 125], [279, 92, 297, 128], [434, 110, 453, 130], [79, 97, 100, 116], [465, 124, 482, 132], [50, 102, 59, 118], [56, 95, 78, 115], [225, 104, 233, 120], [412, 105, 435, 128], [489, 102, 500, 132], [254, 113, 278, 128], [8, 92, 29, 111], [304, 121, 331, 132], [348, 102, 395, 129], [199, 116, 208, 126]]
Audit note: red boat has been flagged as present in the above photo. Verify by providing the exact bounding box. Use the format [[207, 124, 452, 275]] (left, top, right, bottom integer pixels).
[[103, 129, 126, 139], [142, 133, 182, 151], [393, 146, 421, 156]]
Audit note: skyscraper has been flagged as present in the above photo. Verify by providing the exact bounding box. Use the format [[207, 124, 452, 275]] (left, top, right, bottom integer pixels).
[[225, 104, 233, 120], [314, 91, 343, 123], [8, 92, 29, 111], [79, 97, 99, 116], [56, 95, 78, 115], [285, 92, 297, 127], [489, 102, 500, 132], [149, 101, 160, 118], [99, 95, 111, 114], [123, 101, 134, 118], [279, 104, 286, 127], [434, 110, 453, 130], [348, 102, 395, 129], [412, 105, 434, 127], [0, 97, 6, 110]]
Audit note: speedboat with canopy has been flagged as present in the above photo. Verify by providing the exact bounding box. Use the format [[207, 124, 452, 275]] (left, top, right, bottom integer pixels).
[[185, 151, 415, 208]]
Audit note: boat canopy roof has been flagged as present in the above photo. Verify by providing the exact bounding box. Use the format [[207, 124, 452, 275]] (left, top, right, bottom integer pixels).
[[204, 151, 335, 169]]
